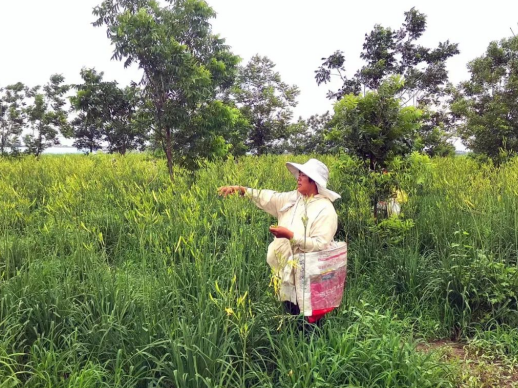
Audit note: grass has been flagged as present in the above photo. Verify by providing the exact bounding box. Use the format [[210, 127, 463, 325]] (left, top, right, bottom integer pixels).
[[0, 153, 518, 387]]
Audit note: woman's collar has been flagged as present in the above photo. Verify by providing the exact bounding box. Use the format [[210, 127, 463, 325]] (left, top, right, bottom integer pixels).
[[297, 192, 325, 201]]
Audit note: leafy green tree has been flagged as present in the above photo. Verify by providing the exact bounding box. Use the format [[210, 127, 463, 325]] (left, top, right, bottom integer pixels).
[[233, 55, 300, 155], [24, 75, 70, 156], [174, 100, 249, 168], [275, 112, 332, 155], [69, 68, 107, 153], [93, 0, 241, 179], [418, 108, 456, 157], [0, 82, 26, 155], [101, 84, 148, 155], [71, 68, 149, 154], [316, 8, 458, 157], [316, 7, 459, 104], [450, 35, 518, 161], [327, 76, 423, 170], [328, 76, 423, 219]]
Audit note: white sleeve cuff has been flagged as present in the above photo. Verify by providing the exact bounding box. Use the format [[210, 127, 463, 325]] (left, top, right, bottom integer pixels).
[[292, 233, 305, 248]]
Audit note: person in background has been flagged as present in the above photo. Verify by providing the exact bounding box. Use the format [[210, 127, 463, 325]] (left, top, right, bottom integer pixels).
[[218, 159, 341, 323]]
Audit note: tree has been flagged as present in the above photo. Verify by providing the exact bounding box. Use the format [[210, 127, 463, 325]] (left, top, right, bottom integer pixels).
[[316, 7, 459, 105], [69, 68, 107, 154], [274, 112, 332, 155], [70, 68, 149, 154], [93, 0, 241, 179], [24, 75, 70, 156], [0, 82, 26, 155], [450, 35, 518, 161], [315, 8, 458, 157], [328, 76, 423, 219], [173, 100, 249, 168], [418, 108, 456, 157], [102, 85, 148, 155], [327, 76, 423, 171], [233, 55, 300, 155]]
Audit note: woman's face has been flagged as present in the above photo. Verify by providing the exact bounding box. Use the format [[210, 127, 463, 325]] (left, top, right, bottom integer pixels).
[[297, 171, 316, 196]]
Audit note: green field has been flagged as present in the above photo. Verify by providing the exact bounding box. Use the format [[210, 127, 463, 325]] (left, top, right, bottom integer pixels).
[[1, 154, 518, 387]]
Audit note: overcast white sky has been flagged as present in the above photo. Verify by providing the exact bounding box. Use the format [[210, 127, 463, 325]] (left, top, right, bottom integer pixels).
[[1, 0, 518, 148]]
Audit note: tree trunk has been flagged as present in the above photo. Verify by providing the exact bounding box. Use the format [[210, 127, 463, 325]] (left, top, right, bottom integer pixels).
[[164, 128, 174, 182], [369, 155, 376, 171], [370, 155, 378, 221], [373, 191, 379, 221]]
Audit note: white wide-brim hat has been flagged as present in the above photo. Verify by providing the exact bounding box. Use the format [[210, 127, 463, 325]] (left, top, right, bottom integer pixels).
[[286, 158, 341, 202]]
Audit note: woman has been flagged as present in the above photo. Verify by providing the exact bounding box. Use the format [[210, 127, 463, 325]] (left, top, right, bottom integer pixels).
[[218, 158, 341, 323]]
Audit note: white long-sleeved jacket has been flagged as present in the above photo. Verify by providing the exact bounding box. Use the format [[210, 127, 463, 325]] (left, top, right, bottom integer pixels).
[[246, 188, 338, 303]]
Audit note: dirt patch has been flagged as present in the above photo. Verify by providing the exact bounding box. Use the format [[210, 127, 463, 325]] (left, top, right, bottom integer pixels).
[[416, 340, 518, 387]]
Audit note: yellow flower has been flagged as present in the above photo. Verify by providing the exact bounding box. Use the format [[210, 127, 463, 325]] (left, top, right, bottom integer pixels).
[[288, 370, 293, 377], [395, 189, 408, 204], [225, 307, 234, 316]]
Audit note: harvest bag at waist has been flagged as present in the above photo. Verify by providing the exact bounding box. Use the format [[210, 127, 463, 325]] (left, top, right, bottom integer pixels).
[[294, 242, 348, 317]]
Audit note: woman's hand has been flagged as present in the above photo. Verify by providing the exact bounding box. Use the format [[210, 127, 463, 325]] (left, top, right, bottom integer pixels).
[[217, 186, 245, 197], [269, 226, 294, 240]]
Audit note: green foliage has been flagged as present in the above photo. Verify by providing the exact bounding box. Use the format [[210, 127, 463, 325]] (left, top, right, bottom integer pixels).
[[93, 0, 242, 178], [1, 154, 518, 386], [232, 55, 300, 155], [316, 8, 458, 160], [329, 152, 518, 340], [24, 75, 70, 156], [276, 112, 332, 155], [0, 82, 26, 155], [316, 7, 459, 104], [451, 35, 518, 162], [103, 84, 149, 154], [70, 68, 148, 154], [327, 76, 423, 169], [175, 99, 249, 168], [373, 216, 415, 245], [69, 69, 105, 153], [436, 239, 518, 334], [417, 109, 456, 158], [469, 325, 518, 364], [267, 305, 453, 387]]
